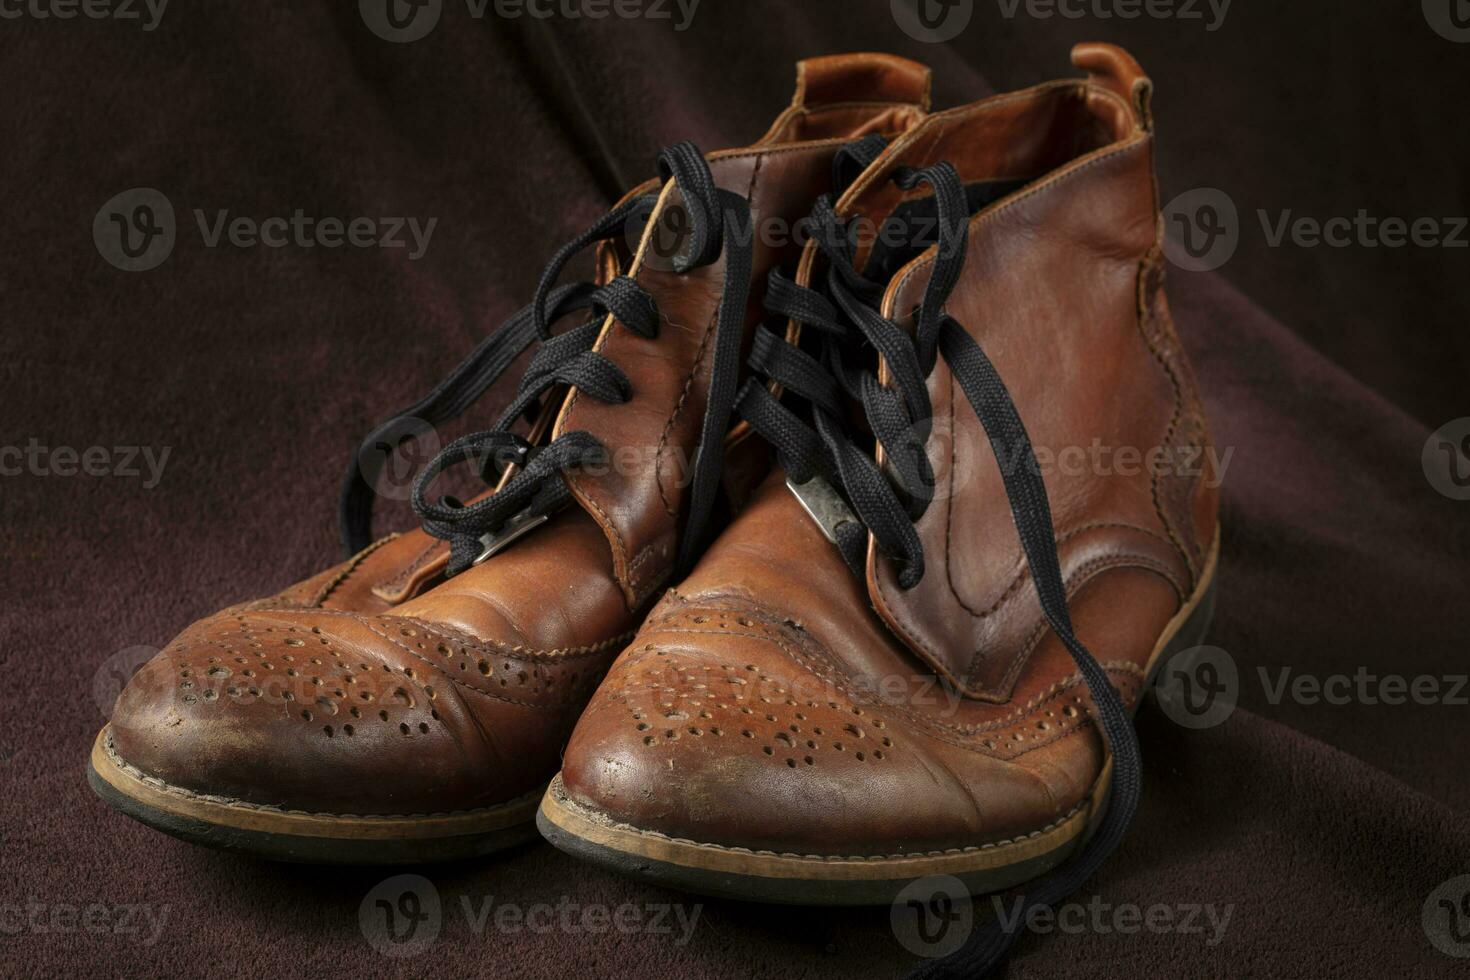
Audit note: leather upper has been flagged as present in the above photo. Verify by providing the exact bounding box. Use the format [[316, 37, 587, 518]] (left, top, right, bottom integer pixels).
[[856, 80, 1209, 698], [558, 43, 1220, 854]]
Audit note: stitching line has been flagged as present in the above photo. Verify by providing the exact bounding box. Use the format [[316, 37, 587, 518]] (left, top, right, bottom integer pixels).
[[353, 617, 627, 708], [1135, 248, 1198, 579], [653, 309, 716, 519], [309, 533, 398, 607], [380, 538, 444, 594], [552, 780, 1090, 861], [391, 615, 635, 662], [949, 519, 1179, 621], [984, 552, 1182, 696]]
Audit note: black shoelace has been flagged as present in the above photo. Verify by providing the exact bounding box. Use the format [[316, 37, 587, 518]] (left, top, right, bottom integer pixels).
[[337, 279, 597, 556], [736, 163, 1143, 978], [403, 142, 755, 578]]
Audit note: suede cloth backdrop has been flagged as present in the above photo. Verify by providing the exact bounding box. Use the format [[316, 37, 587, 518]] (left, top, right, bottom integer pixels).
[[2, 2, 1467, 977]]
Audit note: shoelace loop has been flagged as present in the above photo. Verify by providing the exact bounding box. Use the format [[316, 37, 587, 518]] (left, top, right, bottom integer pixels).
[[337, 279, 599, 556], [410, 141, 754, 578]]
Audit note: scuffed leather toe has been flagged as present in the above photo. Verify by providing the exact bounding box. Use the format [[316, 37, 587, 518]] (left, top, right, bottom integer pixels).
[[560, 600, 1069, 858], [109, 607, 600, 816]]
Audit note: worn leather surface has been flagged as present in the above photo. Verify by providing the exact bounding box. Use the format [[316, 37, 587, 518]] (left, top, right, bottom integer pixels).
[[560, 44, 1218, 855], [105, 55, 932, 815], [859, 73, 1212, 699]]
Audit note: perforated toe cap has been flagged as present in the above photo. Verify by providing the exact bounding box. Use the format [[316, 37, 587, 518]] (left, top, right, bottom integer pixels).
[[559, 602, 1063, 857], [108, 609, 558, 815]]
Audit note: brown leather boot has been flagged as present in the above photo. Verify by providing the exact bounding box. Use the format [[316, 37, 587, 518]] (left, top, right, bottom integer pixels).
[[87, 54, 932, 863], [540, 43, 1219, 946]]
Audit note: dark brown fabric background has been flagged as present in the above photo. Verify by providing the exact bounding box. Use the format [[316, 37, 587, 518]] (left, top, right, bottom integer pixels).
[[2, 1, 1467, 977]]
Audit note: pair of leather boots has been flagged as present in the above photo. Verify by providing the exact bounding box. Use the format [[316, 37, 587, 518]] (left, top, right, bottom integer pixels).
[[91, 42, 1217, 967]]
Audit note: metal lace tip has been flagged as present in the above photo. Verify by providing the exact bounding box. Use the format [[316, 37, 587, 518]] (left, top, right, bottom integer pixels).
[[472, 510, 551, 567], [785, 474, 858, 546]]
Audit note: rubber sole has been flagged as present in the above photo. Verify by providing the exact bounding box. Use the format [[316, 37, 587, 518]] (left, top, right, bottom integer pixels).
[[87, 728, 541, 864], [537, 536, 1219, 905]]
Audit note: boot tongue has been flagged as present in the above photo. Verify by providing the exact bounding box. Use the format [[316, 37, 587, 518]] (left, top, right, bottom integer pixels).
[[795, 53, 931, 109], [760, 54, 930, 144]]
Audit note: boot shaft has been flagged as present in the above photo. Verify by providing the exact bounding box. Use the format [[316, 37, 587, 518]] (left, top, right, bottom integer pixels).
[[783, 43, 1217, 696]]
